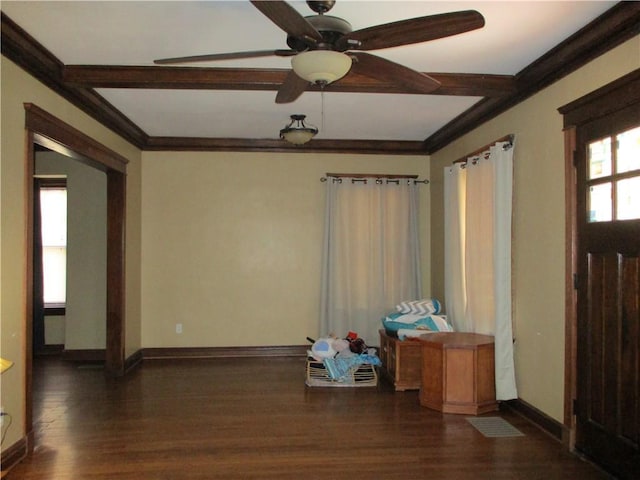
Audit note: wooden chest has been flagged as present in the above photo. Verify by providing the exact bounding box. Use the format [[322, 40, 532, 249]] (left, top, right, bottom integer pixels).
[[379, 329, 422, 391]]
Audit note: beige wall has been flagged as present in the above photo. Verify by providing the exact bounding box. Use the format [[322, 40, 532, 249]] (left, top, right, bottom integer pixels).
[[140, 151, 431, 347], [0, 57, 142, 449], [429, 36, 640, 422]]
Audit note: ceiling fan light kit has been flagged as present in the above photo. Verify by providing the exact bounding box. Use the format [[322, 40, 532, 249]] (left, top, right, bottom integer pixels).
[[291, 50, 352, 84], [280, 114, 318, 145]]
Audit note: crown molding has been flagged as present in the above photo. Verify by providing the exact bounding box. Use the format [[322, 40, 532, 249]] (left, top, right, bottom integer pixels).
[[1, 11, 149, 149], [422, 1, 640, 154], [3, 3, 639, 154]]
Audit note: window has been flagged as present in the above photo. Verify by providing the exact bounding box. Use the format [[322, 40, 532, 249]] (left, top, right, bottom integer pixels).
[[39, 182, 67, 307], [320, 175, 423, 344], [587, 125, 640, 222]]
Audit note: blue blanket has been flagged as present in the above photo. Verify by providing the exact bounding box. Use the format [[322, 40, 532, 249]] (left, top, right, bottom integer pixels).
[[323, 354, 382, 381], [382, 311, 453, 334]]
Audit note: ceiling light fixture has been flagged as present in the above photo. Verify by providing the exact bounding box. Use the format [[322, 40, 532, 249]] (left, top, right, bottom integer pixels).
[[280, 114, 318, 145], [291, 50, 352, 85]]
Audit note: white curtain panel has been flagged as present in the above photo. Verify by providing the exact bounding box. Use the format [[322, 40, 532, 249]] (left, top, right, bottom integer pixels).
[[444, 164, 467, 332], [320, 177, 422, 345], [444, 141, 517, 400]]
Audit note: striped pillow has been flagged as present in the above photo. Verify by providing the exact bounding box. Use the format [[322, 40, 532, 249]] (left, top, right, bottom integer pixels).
[[396, 298, 442, 315]]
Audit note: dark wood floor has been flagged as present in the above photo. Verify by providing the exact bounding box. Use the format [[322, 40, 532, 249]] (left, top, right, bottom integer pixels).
[[6, 355, 613, 480]]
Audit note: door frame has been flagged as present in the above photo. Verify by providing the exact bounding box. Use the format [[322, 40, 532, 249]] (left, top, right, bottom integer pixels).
[[24, 103, 128, 439], [561, 69, 640, 449]]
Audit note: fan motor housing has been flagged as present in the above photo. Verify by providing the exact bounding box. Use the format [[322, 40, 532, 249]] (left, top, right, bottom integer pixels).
[[287, 15, 353, 51]]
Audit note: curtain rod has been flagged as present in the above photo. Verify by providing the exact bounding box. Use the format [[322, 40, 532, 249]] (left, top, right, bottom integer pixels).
[[320, 173, 429, 184], [453, 134, 515, 165]]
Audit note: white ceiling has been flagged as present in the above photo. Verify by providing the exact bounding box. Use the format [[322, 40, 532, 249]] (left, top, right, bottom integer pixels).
[[1, 1, 617, 142]]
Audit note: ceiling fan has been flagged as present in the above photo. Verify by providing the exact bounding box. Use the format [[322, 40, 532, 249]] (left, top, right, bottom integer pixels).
[[154, 0, 485, 104]]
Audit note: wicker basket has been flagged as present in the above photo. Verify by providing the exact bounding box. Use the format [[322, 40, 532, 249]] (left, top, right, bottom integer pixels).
[[305, 359, 378, 387]]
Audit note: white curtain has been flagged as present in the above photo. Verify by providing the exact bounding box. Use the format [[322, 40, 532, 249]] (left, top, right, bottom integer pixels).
[[444, 141, 518, 400], [320, 177, 422, 345]]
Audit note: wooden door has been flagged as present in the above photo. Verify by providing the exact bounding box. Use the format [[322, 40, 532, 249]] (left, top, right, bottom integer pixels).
[[573, 97, 640, 479]]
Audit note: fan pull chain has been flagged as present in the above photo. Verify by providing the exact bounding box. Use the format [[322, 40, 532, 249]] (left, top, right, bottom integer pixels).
[[320, 87, 325, 132]]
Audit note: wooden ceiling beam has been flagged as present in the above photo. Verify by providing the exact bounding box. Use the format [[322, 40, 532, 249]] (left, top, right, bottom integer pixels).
[[63, 65, 516, 98], [144, 136, 427, 155]]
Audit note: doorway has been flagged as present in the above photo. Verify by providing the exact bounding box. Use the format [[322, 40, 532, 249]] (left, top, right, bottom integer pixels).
[[24, 104, 128, 438], [561, 70, 640, 479]]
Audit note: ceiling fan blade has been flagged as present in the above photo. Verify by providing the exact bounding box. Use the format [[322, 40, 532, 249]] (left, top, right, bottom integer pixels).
[[154, 49, 296, 65], [336, 10, 484, 51], [275, 70, 309, 104], [251, 0, 323, 44], [350, 52, 440, 94]]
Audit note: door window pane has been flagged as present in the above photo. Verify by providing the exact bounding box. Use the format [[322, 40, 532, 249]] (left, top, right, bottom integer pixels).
[[617, 126, 640, 174], [588, 183, 612, 222], [588, 137, 611, 179], [616, 177, 640, 220]]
